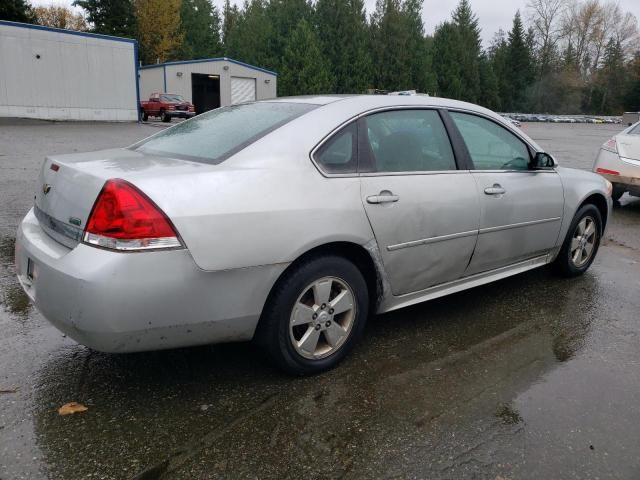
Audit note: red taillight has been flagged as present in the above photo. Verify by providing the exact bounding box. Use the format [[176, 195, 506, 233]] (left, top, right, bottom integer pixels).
[[83, 179, 182, 251], [595, 167, 620, 176]]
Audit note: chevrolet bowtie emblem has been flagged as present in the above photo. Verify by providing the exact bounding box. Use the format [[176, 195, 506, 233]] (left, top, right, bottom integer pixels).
[[43, 184, 52, 195]]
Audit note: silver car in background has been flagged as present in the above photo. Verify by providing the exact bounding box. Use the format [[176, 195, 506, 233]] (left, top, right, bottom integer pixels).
[[15, 95, 612, 374], [593, 121, 640, 202]]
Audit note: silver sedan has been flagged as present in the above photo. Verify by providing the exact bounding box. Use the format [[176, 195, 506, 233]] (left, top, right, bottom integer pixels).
[[15, 95, 612, 374]]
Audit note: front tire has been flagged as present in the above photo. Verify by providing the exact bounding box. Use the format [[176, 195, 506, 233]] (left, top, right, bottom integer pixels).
[[257, 255, 369, 375], [142, 111, 149, 121], [553, 204, 602, 277]]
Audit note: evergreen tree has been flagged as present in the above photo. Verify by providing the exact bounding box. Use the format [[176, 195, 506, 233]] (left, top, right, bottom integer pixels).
[[370, 0, 412, 91], [222, 0, 240, 52], [595, 38, 626, 114], [478, 53, 500, 110], [315, 0, 371, 93], [505, 11, 534, 111], [135, 0, 183, 64], [224, 0, 273, 68], [266, 0, 312, 72], [432, 22, 463, 99], [279, 18, 331, 95], [450, 0, 482, 103], [73, 0, 136, 38], [178, 0, 222, 59], [0, 0, 35, 23], [403, 0, 432, 93], [624, 53, 640, 111]]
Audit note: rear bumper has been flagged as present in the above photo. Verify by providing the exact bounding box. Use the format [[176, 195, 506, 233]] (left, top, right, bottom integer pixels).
[[15, 208, 287, 353], [593, 149, 640, 193]]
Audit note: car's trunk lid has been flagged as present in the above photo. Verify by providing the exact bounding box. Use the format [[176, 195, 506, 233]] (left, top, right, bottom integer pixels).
[[617, 134, 640, 162], [34, 148, 211, 248]]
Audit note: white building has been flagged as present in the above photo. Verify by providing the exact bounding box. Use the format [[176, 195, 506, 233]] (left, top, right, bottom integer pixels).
[[0, 20, 139, 121], [139, 58, 277, 113]]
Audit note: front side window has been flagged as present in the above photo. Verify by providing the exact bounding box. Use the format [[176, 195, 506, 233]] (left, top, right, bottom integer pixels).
[[134, 102, 316, 164], [450, 112, 531, 170], [314, 123, 357, 174], [364, 110, 456, 173]]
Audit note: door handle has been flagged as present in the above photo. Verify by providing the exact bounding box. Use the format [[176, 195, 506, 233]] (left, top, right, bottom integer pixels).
[[484, 184, 506, 196], [367, 191, 399, 204]]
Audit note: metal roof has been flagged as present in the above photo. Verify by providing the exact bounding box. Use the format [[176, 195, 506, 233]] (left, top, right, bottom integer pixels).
[[0, 19, 137, 44], [139, 57, 277, 76]]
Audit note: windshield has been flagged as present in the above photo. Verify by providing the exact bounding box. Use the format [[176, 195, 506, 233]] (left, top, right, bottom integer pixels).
[[160, 94, 185, 102], [134, 102, 317, 164]]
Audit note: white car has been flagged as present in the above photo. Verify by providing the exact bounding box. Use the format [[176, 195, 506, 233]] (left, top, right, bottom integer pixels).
[[593, 122, 640, 201]]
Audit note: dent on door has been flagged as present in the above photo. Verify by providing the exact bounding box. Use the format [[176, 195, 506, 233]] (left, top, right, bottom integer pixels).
[[361, 173, 481, 296]]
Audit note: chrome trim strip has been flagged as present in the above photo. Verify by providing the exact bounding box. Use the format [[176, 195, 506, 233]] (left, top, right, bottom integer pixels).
[[34, 205, 82, 248], [479, 217, 561, 234], [387, 229, 477, 251], [380, 255, 550, 313]]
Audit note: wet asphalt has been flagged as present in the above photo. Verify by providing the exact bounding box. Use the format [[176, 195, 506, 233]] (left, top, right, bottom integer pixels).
[[1, 120, 639, 480]]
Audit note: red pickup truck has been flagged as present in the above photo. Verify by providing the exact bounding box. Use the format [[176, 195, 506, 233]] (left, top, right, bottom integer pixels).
[[140, 93, 196, 122]]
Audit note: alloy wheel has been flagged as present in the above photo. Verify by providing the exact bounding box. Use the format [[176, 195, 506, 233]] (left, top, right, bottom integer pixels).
[[570, 216, 597, 268], [289, 276, 356, 360]]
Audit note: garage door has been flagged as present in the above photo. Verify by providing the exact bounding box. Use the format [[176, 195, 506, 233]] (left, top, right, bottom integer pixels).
[[231, 77, 256, 104]]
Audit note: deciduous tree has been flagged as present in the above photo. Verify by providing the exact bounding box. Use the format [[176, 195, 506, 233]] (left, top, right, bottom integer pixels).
[[135, 0, 183, 64], [34, 5, 87, 30]]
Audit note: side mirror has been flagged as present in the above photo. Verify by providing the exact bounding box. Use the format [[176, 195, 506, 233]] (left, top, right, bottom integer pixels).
[[531, 152, 557, 169]]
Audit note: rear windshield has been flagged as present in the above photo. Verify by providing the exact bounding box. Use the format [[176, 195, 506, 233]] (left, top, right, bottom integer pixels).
[[134, 102, 316, 164]]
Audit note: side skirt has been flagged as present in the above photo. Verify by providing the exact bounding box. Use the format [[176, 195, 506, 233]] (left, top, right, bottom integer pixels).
[[378, 255, 551, 313]]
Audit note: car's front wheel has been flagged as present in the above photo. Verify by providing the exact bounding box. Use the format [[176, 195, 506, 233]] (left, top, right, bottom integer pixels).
[[553, 204, 602, 276], [258, 255, 369, 375]]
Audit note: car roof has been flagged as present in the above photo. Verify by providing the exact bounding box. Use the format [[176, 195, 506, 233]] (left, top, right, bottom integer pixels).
[[265, 94, 497, 115]]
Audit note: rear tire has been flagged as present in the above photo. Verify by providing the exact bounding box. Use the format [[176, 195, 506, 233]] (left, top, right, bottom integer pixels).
[[257, 255, 369, 375], [161, 110, 171, 122], [553, 204, 602, 277]]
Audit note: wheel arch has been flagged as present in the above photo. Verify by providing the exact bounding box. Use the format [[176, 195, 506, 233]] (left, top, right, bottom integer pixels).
[[579, 193, 609, 231], [254, 241, 383, 340]]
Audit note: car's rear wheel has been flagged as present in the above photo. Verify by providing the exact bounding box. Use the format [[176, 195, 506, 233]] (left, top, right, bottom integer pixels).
[[257, 255, 369, 375], [553, 204, 602, 277], [161, 110, 171, 122]]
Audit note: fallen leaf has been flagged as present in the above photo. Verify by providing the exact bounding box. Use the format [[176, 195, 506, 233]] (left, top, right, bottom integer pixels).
[[58, 402, 88, 416]]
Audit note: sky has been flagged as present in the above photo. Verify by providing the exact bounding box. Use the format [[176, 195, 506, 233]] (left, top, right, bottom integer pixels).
[[32, 0, 640, 46]]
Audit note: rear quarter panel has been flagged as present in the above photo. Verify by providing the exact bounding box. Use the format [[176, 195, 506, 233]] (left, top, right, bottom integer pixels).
[[135, 159, 375, 272]]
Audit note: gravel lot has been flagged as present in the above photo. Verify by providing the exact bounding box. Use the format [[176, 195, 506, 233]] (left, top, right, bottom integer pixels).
[[1, 119, 639, 480]]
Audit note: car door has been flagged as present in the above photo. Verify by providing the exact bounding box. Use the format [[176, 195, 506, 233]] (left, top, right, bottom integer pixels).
[[448, 111, 564, 275], [358, 109, 480, 296]]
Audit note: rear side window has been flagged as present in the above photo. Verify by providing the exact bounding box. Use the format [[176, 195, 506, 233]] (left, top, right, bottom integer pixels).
[[629, 123, 640, 135], [364, 110, 456, 172], [314, 123, 357, 174], [450, 112, 531, 170], [134, 102, 316, 164]]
